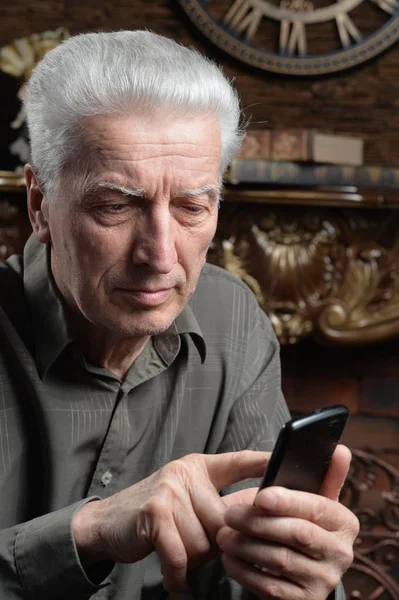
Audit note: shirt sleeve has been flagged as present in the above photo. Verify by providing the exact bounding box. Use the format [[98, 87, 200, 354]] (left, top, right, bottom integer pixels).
[[0, 497, 113, 600]]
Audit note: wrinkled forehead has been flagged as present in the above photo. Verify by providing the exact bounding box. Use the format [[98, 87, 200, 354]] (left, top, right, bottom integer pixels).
[[79, 110, 221, 149], [60, 111, 223, 199]]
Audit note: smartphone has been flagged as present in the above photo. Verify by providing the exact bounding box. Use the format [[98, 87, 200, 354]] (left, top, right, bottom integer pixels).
[[257, 405, 349, 495]]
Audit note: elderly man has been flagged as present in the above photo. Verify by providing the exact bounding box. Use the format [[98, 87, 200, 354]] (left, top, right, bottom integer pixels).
[[0, 30, 358, 599]]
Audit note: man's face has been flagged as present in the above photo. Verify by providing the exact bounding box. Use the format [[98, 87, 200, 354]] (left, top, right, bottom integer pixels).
[[37, 112, 221, 338]]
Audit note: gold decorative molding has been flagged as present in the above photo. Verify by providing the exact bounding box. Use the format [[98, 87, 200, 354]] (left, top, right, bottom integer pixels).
[[211, 198, 399, 345]]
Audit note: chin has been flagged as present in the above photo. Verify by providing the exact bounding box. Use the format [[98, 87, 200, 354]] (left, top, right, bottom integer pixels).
[[114, 322, 172, 338], [108, 311, 179, 338]]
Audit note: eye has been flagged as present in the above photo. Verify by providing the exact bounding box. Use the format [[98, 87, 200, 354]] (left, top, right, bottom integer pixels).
[[104, 204, 129, 213], [182, 204, 206, 214]]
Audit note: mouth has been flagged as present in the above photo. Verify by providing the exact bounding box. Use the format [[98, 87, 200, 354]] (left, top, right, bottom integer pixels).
[[117, 287, 174, 307]]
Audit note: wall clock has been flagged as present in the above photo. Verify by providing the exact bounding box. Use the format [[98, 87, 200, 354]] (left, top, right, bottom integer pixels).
[[178, 0, 399, 75]]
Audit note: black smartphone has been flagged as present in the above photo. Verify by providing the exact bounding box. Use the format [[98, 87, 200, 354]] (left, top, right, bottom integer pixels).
[[257, 405, 349, 495]]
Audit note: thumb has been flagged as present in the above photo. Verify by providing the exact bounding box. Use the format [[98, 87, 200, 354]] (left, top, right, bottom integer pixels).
[[319, 444, 351, 501], [204, 450, 270, 491]]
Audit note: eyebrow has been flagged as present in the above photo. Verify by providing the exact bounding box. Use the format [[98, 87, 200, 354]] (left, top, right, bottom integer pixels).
[[86, 181, 146, 197], [84, 181, 222, 204], [175, 184, 221, 205]]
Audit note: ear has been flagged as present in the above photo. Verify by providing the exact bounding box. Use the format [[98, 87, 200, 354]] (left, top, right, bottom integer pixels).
[[25, 164, 51, 243]]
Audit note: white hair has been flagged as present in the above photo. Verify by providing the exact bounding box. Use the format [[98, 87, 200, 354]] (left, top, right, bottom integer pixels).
[[24, 30, 244, 196]]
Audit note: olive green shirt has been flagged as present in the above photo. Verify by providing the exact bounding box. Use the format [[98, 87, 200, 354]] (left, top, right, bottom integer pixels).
[[0, 234, 342, 600]]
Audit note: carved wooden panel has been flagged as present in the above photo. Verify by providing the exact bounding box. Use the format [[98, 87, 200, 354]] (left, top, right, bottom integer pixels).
[[211, 201, 399, 346]]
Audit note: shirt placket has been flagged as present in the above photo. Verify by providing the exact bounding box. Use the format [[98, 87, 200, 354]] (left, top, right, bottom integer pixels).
[[87, 383, 132, 498]]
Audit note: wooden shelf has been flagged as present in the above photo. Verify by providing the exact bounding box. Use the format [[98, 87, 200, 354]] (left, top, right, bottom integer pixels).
[[224, 184, 399, 210]]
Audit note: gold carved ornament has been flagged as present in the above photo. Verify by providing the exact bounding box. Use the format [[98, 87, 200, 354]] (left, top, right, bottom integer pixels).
[[0, 28, 70, 154], [209, 205, 399, 345]]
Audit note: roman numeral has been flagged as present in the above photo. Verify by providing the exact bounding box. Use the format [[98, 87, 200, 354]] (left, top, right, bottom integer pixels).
[[223, 0, 263, 40], [336, 13, 362, 48], [370, 0, 399, 14], [280, 20, 307, 56]]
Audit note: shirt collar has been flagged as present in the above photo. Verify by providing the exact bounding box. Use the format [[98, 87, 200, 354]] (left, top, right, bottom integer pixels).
[[23, 234, 206, 379], [160, 308, 206, 363]]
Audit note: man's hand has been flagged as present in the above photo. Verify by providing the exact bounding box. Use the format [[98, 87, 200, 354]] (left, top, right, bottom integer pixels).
[[217, 445, 360, 600], [72, 450, 268, 591]]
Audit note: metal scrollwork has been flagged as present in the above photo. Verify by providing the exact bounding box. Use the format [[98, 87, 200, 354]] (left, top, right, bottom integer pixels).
[[341, 449, 399, 599]]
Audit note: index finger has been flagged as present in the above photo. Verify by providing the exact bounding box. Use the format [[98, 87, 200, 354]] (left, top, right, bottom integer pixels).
[[204, 450, 270, 491]]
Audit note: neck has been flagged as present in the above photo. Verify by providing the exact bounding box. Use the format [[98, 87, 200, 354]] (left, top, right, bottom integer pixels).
[[68, 312, 150, 380]]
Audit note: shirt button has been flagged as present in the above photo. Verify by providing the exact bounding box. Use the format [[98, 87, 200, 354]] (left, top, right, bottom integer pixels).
[[101, 470, 113, 487]]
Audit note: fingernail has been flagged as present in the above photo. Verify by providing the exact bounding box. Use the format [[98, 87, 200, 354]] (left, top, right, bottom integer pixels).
[[225, 504, 246, 523], [256, 490, 277, 510]]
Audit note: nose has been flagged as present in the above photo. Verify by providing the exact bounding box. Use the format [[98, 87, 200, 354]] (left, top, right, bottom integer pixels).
[[131, 206, 177, 274]]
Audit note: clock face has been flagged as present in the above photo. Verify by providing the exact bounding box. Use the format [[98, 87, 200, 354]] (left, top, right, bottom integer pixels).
[[178, 0, 399, 75]]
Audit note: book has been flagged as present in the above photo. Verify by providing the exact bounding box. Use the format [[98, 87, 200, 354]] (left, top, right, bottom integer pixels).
[[238, 129, 364, 166], [238, 130, 272, 159], [227, 159, 399, 189]]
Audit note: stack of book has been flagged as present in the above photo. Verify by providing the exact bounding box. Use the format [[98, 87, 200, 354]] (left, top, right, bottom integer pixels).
[[228, 129, 399, 189]]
